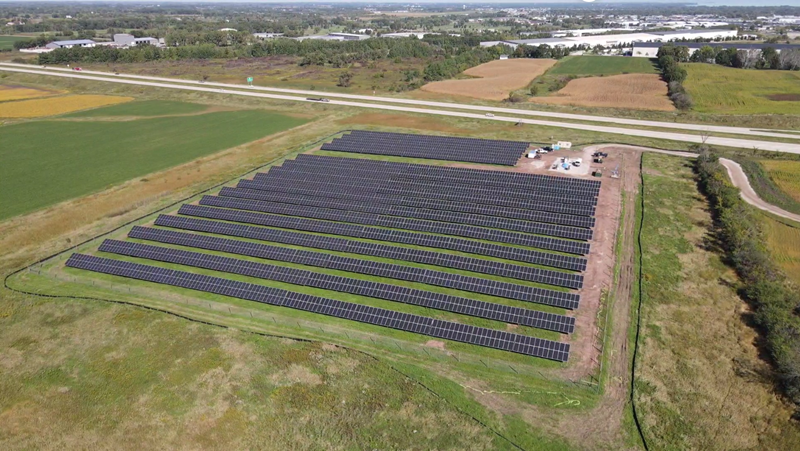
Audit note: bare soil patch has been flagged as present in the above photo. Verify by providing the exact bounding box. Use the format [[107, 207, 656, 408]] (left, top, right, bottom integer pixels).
[[531, 74, 675, 111], [767, 93, 800, 101], [420, 59, 557, 101]]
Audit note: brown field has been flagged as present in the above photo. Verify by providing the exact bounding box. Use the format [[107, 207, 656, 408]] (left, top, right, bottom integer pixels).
[[530, 74, 675, 111], [0, 85, 62, 102], [420, 59, 557, 101], [0, 94, 134, 118]]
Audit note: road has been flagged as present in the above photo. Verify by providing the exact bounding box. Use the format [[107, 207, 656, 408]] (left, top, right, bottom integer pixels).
[[2, 62, 800, 141], [720, 158, 800, 223], [3, 64, 800, 155]]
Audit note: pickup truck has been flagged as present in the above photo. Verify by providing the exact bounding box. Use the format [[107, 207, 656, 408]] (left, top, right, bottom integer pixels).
[[307, 97, 330, 102]]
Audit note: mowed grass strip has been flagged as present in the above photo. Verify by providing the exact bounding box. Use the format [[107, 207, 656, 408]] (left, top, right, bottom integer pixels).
[[684, 63, 800, 115], [0, 35, 28, 50], [0, 94, 133, 118], [65, 99, 209, 118], [546, 55, 658, 76], [0, 110, 307, 219]]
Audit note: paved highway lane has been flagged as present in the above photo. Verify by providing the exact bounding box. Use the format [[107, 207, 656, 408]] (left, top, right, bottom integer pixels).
[[2, 62, 799, 142], [2, 65, 800, 155]]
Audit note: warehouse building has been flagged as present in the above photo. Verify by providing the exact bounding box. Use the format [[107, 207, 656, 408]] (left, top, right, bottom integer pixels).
[[480, 28, 738, 50], [45, 39, 96, 49], [113, 34, 160, 47], [632, 41, 800, 57]]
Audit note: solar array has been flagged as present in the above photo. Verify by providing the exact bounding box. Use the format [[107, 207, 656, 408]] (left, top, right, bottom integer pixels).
[[155, 215, 587, 272], [64, 135, 604, 362], [101, 239, 576, 333], [66, 254, 571, 361], [125, 228, 580, 308], [320, 130, 530, 165], [196, 197, 591, 255]]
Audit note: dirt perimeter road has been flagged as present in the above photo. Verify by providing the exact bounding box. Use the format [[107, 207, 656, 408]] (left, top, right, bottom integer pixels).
[[720, 158, 800, 223]]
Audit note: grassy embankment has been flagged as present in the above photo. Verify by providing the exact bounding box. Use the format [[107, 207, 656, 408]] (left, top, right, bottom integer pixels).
[[635, 153, 800, 450], [736, 158, 800, 216]]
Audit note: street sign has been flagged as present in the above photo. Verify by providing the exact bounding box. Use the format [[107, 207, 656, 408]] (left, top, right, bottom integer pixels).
[[247, 77, 253, 83]]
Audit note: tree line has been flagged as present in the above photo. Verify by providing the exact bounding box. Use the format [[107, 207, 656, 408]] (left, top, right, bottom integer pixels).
[[656, 44, 693, 110], [695, 150, 800, 417]]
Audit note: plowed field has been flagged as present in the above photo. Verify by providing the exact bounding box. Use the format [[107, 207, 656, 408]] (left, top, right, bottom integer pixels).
[[420, 59, 557, 101], [530, 73, 674, 111]]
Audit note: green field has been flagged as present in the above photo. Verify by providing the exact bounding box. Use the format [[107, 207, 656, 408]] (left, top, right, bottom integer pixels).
[[0, 110, 307, 219], [65, 100, 209, 117], [684, 63, 800, 115], [0, 35, 28, 51], [546, 56, 658, 76]]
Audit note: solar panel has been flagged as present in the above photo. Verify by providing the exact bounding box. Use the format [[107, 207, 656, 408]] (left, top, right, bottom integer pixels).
[[99, 239, 576, 333], [65, 253, 571, 361], [126, 226, 581, 309]]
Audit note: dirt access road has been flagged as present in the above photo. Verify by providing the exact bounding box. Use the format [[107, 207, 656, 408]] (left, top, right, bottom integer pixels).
[[720, 158, 800, 223]]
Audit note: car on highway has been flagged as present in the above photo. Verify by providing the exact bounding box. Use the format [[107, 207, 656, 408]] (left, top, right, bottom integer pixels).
[[485, 113, 494, 117], [307, 97, 330, 102], [72, 67, 82, 71]]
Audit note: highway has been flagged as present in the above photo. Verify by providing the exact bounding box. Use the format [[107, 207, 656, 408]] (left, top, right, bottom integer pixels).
[[2, 64, 800, 155], [3, 62, 800, 141]]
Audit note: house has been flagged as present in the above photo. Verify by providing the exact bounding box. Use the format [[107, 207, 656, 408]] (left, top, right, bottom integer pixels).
[[45, 39, 95, 50]]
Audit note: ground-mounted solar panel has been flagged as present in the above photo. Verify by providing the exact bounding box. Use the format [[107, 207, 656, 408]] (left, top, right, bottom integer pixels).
[[217, 188, 593, 241], [100, 239, 576, 333], [155, 215, 588, 273], [196, 197, 591, 255], [127, 226, 581, 309], [65, 253, 571, 361]]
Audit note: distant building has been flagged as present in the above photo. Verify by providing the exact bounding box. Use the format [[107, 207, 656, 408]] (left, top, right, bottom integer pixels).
[[113, 34, 159, 47], [499, 54, 509, 60], [253, 32, 284, 39], [481, 28, 738, 50], [632, 41, 800, 58], [45, 39, 95, 50], [327, 32, 371, 41], [382, 32, 427, 39], [218, 28, 238, 32]]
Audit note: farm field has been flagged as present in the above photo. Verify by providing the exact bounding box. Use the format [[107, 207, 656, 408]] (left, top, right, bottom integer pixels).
[[761, 214, 800, 284], [530, 74, 674, 111], [758, 159, 800, 203], [0, 109, 308, 219], [0, 85, 61, 102], [0, 35, 28, 51], [547, 55, 658, 76], [684, 63, 800, 115], [636, 153, 800, 450], [65, 99, 209, 117], [0, 94, 133, 118], [420, 59, 557, 101]]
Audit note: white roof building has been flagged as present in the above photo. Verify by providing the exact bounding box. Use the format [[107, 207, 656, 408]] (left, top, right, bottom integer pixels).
[[481, 29, 738, 50], [45, 39, 96, 49]]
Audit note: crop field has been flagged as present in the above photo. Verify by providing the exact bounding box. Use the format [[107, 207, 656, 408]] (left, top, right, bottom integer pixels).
[[0, 84, 61, 102], [547, 55, 658, 76], [420, 59, 557, 100], [530, 74, 674, 111], [0, 109, 308, 219], [65, 99, 209, 117], [0, 94, 134, 118], [684, 63, 800, 115], [758, 159, 800, 203], [636, 153, 800, 450], [761, 215, 800, 284], [0, 35, 28, 51]]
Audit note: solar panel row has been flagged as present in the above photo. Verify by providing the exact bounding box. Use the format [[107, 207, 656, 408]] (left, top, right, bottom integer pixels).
[[196, 196, 592, 255], [226, 184, 595, 229], [241, 177, 596, 218], [217, 188, 593, 241], [156, 215, 587, 272], [100, 239, 576, 333], [66, 254, 570, 361], [321, 131, 528, 166], [295, 153, 601, 191], [126, 226, 581, 309]]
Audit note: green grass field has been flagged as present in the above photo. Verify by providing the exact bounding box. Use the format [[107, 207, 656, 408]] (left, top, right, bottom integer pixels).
[[65, 100, 210, 117], [0, 35, 28, 51], [684, 63, 800, 115], [0, 110, 307, 219], [546, 56, 658, 76]]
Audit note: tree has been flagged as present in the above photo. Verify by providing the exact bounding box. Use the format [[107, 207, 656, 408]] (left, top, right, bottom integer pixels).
[[761, 47, 781, 69], [690, 45, 717, 63], [337, 71, 353, 87]]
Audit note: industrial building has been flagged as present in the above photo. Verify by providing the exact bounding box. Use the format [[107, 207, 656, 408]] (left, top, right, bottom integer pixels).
[[632, 41, 800, 57], [480, 28, 738, 50], [113, 34, 160, 47], [45, 39, 96, 49]]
